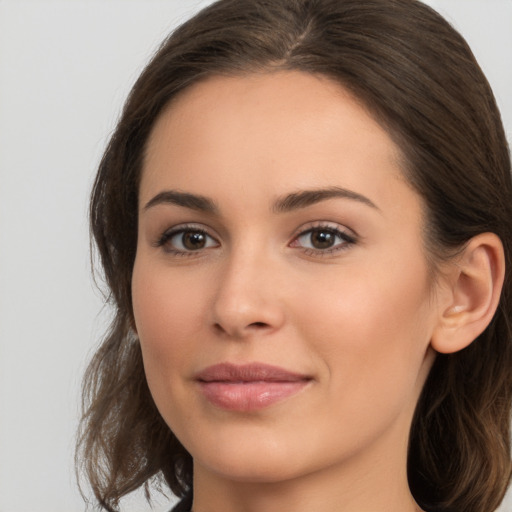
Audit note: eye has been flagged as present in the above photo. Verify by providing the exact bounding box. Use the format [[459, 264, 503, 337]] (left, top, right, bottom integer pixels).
[[290, 225, 356, 254], [156, 226, 219, 254]]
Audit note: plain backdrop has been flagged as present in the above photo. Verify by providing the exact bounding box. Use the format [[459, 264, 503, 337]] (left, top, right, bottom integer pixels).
[[0, 1, 511, 511]]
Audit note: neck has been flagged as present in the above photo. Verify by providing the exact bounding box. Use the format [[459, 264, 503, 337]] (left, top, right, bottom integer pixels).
[[191, 417, 422, 512]]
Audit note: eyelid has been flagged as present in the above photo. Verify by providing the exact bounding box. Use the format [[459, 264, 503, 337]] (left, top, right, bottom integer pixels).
[[289, 221, 358, 255], [154, 223, 220, 253], [290, 221, 357, 240]]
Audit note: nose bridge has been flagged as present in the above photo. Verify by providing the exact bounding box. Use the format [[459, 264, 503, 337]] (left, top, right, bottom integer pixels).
[[211, 239, 284, 338]]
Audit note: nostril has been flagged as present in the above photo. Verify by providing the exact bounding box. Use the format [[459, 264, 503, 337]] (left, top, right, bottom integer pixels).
[[249, 322, 269, 329], [212, 320, 271, 338], [213, 323, 225, 334]]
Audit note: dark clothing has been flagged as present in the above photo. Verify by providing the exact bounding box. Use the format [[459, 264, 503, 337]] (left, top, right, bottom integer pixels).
[[170, 491, 193, 512]]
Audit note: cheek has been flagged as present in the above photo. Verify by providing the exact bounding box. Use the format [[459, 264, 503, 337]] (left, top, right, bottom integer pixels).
[[131, 257, 208, 387], [293, 258, 433, 413]]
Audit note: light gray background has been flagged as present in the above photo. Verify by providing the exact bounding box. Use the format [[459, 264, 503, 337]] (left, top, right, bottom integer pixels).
[[0, 1, 511, 511]]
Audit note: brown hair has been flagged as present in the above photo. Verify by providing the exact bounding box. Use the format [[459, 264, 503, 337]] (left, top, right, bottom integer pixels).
[[77, 1, 512, 511]]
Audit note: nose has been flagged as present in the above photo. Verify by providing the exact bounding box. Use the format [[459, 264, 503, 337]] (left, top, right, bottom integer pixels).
[[210, 247, 286, 339]]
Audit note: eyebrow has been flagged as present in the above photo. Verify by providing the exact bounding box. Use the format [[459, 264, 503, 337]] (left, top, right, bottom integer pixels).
[[143, 190, 218, 213], [143, 186, 378, 214], [272, 186, 379, 213]]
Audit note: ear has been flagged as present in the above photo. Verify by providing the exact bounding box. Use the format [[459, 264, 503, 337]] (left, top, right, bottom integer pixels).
[[431, 233, 505, 354]]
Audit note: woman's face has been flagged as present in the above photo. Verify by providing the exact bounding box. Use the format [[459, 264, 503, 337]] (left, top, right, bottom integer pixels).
[[132, 71, 441, 485]]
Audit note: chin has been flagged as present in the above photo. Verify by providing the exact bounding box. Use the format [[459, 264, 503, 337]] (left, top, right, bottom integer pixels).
[[199, 457, 304, 484], [190, 433, 310, 484]]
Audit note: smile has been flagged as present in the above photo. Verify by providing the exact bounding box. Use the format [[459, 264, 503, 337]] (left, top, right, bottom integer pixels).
[[195, 363, 312, 411]]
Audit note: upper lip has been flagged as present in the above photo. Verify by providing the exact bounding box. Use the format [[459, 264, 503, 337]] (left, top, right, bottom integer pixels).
[[195, 363, 311, 383]]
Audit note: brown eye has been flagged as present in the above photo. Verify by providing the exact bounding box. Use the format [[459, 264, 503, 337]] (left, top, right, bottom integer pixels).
[[310, 230, 336, 249], [182, 231, 207, 250], [158, 227, 218, 254], [291, 226, 356, 254]]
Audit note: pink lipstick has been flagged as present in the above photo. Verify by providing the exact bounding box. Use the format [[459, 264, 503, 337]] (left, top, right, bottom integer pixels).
[[195, 363, 311, 411]]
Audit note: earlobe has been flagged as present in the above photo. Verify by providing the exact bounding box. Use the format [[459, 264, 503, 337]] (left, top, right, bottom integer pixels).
[[431, 233, 505, 354]]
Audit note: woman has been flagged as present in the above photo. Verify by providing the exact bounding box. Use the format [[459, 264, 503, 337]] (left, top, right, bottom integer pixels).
[[77, 0, 512, 511]]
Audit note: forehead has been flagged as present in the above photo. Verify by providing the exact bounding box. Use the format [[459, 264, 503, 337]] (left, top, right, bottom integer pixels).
[[140, 70, 412, 213]]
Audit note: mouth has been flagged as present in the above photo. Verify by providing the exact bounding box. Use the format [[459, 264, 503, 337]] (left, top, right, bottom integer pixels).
[[195, 362, 312, 411]]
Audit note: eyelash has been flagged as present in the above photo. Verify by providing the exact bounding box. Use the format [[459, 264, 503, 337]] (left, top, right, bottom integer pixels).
[[290, 223, 357, 256], [154, 224, 218, 256], [154, 223, 357, 257]]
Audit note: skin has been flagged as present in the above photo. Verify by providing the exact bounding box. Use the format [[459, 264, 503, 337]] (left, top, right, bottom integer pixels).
[[131, 71, 443, 512]]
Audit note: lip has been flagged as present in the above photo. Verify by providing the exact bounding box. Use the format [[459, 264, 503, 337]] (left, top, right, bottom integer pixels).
[[195, 363, 312, 411]]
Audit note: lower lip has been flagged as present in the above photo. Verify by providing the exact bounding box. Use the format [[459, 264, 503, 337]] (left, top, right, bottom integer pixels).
[[198, 380, 309, 411]]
